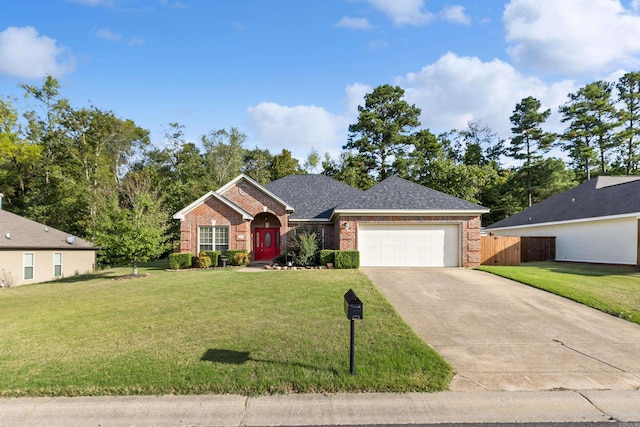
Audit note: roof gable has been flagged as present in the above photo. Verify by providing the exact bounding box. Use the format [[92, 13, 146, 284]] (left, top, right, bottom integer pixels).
[[217, 174, 294, 212], [486, 176, 640, 229], [173, 191, 253, 221], [264, 174, 364, 220], [334, 176, 488, 214], [0, 210, 95, 250]]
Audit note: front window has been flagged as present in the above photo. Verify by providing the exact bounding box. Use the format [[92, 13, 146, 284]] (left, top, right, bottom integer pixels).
[[215, 226, 229, 253], [54, 253, 62, 277], [199, 226, 229, 254], [24, 253, 34, 280]]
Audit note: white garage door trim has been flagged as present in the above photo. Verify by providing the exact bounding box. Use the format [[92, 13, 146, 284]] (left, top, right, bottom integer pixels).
[[358, 223, 460, 267]]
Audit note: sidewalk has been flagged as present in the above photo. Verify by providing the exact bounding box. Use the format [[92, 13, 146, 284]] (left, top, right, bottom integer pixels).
[[1, 390, 639, 427]]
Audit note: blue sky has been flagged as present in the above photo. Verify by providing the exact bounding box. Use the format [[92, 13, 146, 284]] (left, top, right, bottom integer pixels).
[[2, 0, 640, 164]]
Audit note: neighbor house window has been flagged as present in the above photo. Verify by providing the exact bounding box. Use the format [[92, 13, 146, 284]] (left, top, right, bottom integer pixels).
[[54, 253, 62, 277], [24, 253, 34, 280], [199, 226, 229, 254]]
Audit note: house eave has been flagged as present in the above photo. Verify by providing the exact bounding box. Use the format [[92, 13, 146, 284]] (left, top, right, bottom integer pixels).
[[288, 218, 333, 224], [487, 211, 640, 231], [331, 208, 489, 221]]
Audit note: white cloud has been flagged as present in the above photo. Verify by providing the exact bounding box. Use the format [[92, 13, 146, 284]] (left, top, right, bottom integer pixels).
[[367, 39, 389, 50], [95, 28, 144, 46], [504, 0, 640, 74], [247, 103, 349, 160], [335, 17, 372, 30], [396, 52, 575, 138], [95, 28, 122, 42], [366, 0, 433, 26], [0, 26, 75, 79], [440, 5, 470, 25], [246, 85, 371, 160], [345, 82, 372, 115], [128, 37, 145, 46]]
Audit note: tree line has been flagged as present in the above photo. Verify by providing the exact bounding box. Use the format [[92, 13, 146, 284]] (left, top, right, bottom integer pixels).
[[1, 73, 638, 269]]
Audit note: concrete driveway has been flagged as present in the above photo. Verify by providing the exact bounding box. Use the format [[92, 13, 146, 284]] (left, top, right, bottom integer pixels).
[[363, 268, 640, 392]]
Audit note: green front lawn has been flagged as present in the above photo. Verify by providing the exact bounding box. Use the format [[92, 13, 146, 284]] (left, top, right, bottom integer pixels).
[[0, 264, 452, 397], [478, 261, 640, 324]]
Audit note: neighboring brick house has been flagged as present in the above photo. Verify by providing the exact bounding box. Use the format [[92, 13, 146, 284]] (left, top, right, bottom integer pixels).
[[0, 209, 97, 287], [173, 174, 488, 267]]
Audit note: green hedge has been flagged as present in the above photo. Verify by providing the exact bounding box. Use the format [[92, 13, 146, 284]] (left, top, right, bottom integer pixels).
[[168, 252, 194, 270], [204, 251, 221, 267], [225, 250, 249, 266], [319, 250, 335, 266], [335, 250, 360, 269]]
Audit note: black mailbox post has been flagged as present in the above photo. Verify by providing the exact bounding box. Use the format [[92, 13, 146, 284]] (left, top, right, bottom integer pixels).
[[343, 289, 363, 375]]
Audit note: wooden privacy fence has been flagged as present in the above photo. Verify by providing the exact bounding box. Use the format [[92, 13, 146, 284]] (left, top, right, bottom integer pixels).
[[481, 235, 556, 266]]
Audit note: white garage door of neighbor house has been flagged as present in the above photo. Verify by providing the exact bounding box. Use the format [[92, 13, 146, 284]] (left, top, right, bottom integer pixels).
[[358, 223, 460, 267]]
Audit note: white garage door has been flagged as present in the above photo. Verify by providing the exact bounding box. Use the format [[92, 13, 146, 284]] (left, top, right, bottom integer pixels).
[[358, 223, 460, 267]]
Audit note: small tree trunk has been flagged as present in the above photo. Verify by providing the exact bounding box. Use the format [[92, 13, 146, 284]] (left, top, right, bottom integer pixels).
[[133, 264, 138, 276]]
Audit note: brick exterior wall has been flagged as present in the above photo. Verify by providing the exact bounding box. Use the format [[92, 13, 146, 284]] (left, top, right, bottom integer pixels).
[[335, 215, 482, 268], [178, 180, 290, 259], [178, 198, 250, 256]]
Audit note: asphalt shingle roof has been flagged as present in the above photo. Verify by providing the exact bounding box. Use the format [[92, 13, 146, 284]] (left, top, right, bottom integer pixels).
[[264, 174, 486, 220], [0, 209, 96, 250], [336, 175, 487, 211], [264, 174, 364, 220], [486, 176, 640, 229]]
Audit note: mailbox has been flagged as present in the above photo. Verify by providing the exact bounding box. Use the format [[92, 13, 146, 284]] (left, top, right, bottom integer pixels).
[[343, 289, 363, 320]]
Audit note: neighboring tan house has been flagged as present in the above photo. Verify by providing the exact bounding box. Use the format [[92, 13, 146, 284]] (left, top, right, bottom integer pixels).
[[173, 174, 488, 267], [0, 209, 97, 287], [485, 176, 640, 267]]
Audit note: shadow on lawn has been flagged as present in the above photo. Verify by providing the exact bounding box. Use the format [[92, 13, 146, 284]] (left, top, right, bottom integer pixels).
[[201, 348, 339, 374], [533, 261, 639, 277]]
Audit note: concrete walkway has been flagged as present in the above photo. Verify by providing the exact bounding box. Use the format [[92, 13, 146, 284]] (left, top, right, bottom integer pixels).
[[1, 390, 639, 426], [363, 268, 640, 391]]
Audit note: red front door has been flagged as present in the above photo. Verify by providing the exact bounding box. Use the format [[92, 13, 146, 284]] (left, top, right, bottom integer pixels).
[[254, 228, 280, 260]]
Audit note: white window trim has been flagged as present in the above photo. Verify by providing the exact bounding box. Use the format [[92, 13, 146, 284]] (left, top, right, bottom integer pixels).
[[198, 225, 230, 253], [54, 252, 63, 277], [24, 252, 34, 280]]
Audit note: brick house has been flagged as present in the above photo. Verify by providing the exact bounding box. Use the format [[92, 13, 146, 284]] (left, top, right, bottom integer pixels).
[[173, 174, 488, 267]]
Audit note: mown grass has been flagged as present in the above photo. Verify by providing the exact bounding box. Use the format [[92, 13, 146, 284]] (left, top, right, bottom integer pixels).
[[477, 261, 640, 324], [0, 264, 452, 397]]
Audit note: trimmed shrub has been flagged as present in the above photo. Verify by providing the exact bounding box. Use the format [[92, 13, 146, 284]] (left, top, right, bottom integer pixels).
[[233, 252, 250, 266], [195, 252, 212, 269], [205, 251, 221, 268], [225, 250, 249, 266], [335, 250, 360, 269], [168, 252, 194, 270], [319, 250, 336, 266]]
